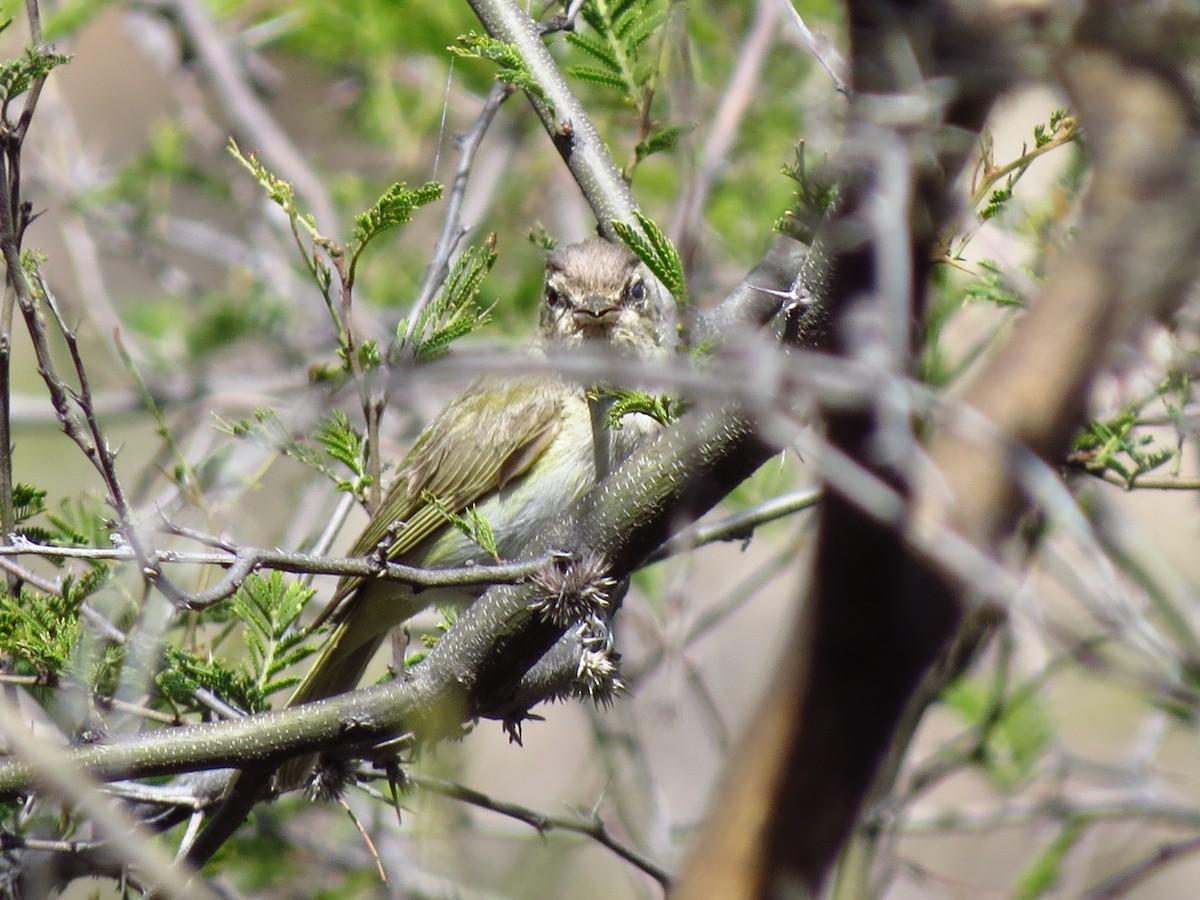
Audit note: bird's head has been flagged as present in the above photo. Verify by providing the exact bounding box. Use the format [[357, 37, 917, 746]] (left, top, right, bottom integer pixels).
[[538, 238, 665, 356]]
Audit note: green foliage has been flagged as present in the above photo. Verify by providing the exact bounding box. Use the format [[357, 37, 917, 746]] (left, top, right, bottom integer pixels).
[[10, 483, 49, 544], [776, 142, 838, 244], [159, 573, 316, 713], [42, 0, 108, 43], [964, 259, 1025, 308], [612, 210, 686, 305], [232, 572, 318, 703], [0, 589, 82, 678], [228, 139, 319, 241], [397, 237, 497, 361], [980, 186, 1013, 222], [351, 180, 443, 259], [528, 223, 558, 250], [423, 493, 499, 561], [45, 495, 112, 552], [184, 291, 288, 357], [158, 646, 258, 715], [953, 109, 1077, 258], [314, 409, 370, 494], [1013, 818, 1086, 900], [216, 408, 372, 498], [564, 0, 690, 180], [590, 386, 679, 428], [450, 32, 549, 106], [634, 123, 695, 164], [216, 407, 330, 474], [566, 0, 663, 104], [1033, 109, 1072, 148], [1072, 405, 1177, 487], [0, 45, 70, 104], [941, 677, 1054, 792]]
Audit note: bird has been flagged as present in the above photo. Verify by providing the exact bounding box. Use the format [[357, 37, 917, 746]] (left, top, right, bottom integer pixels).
[[182, 239, 668, 872], [275, 236, 667, 789]]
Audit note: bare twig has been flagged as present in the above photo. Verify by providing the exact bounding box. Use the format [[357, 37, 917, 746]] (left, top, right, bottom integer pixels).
[[779, 0, 848, 94], [0, 539, 558, 609], [673, 0, 781, 269], [407, 772, 672, 889], [166, 0, 339, 234]]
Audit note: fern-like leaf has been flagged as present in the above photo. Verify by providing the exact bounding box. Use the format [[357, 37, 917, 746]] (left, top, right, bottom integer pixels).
[[612, 210, 687, 305], [352, 181, 443, 252], [450, 32, 551, 108], [0, 46, 70, 102], [565, 31, 622, 74], [422, 493, 500, 561], [231, 572, 318, 708], [568, 65, 629, 93], [398, 236, 497, 361]]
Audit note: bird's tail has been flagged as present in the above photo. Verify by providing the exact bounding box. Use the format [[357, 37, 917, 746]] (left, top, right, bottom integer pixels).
[[273, 619, 386, 792]]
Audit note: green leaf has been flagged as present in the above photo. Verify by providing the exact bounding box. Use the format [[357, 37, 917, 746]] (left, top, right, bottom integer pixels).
[[158, 646, 260, 714], [215, 407, 335, 481], [942, 678, 1054, 791], [568, 0, 663, 105], [612, 209, 687, 305], [1013, 819, 1086, 900], [0, 46, 70, 102], [981, 186, 1013, 221], [567, 65, 629, 93], [228, 139, 319, 240], [230, 572, 318, 707], [964, 259, 1025, 308], [776, 142, 839, 244], [450, 32, 551, 107], [422, 493, 500, 561], [590, 386, 679, 428], [351, 180, 443, 249], [565, 31, 622, 74], [0, 588, 82, 678], [12, 483, 46, 524], [315, 410, 363, 472], [634, 123, 695, 163], [398, 236, 496, 361]]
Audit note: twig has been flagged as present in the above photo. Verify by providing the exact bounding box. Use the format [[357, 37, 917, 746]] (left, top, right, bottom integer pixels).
[[673, 0, 780, 267], [1084, 835, 1200, 898], [0, 554, 61, 594], [0, 696, 212, 899], [407, 772, 671, 889], [779, 0, 848, 95], [405, 81, 513, 356], [645, 487, 821, 563], [1084, 469, 1200, 491], [0, 538, 558, 609], [166, 0, 338, 234]]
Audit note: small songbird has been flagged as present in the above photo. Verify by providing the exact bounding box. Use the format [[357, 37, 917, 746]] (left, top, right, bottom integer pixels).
[[184, 239, 668, 869], [275, 237, 666, 787]]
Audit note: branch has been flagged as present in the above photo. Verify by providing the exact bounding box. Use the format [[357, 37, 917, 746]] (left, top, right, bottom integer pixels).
[[407, 772, 671, 888], [0, 539, 556, 608], [166, 0, 339, 235], [465, 0, 639, 237], [0, 237, 810, 798]]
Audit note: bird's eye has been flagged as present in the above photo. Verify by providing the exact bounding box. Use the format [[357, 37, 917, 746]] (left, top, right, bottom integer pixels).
[[545, 286, 568, 309], [625, 278, 645, 305]]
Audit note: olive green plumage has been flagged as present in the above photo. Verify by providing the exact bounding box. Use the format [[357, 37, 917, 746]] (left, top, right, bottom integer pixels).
[[273, 238, 667, 790]]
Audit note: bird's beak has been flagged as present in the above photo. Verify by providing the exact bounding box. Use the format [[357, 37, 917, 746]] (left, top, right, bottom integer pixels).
[[572, 294, 620, 332]]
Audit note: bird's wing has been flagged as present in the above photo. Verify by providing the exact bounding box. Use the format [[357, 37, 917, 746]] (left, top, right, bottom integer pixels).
[[314, 376, 565, 624]]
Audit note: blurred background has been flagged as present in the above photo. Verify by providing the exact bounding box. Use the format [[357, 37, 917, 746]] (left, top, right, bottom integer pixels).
[[4, 0, 1200, 897]]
